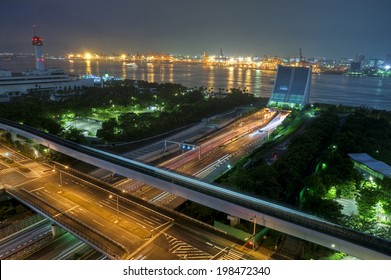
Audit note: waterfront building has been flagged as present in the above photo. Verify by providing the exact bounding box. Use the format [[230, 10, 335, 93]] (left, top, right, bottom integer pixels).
[[0, 29, 94, 99], [364, 58, 384, 69], [267, 65, 312, 109], [348, 61, 362, 76]]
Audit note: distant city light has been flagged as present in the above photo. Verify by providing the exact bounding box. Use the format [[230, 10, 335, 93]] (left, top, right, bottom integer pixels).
[[84, 52, 92, 60]]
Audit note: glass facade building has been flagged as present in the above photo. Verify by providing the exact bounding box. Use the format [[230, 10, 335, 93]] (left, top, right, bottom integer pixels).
[[268, 65, 312, 109]]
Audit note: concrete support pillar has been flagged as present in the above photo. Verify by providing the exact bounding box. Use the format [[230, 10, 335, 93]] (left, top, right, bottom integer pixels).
[[11, 132, 17, 142], [51, 224, 64, 237], [227, 215, 240, 227]]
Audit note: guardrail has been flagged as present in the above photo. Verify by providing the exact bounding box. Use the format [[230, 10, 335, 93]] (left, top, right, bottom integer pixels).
[[0, 214, 45, 240], [5, 232, 52, 260]]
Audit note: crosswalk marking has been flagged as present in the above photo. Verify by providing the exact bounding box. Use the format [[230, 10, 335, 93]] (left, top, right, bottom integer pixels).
[[165, 234, 212, 260], [0, 167, 16, 175], [164, 234, 245, 260]]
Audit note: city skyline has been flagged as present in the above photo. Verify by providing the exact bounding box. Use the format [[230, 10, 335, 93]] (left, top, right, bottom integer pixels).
[[1, 0, 391, 59]]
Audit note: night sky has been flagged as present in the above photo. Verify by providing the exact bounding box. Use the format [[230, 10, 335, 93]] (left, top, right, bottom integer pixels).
[[1, 0, 390, 59]]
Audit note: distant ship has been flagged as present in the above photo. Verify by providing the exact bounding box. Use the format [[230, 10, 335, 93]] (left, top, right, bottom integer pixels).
[[0, 29, 94, 101], [125, 62, 138, 68]]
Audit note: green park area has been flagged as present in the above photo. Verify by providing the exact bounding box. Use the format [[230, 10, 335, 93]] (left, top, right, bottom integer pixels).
[[217, 105, 391, 242], [176, 105, 391, 258], [0, 80, 257, 145]]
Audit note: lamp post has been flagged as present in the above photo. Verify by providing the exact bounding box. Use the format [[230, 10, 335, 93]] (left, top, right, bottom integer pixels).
[[250, 215, 256, 251], [54, 165, 68, 187], [52, 166, 62, 187], [109, 194, 119, 223]]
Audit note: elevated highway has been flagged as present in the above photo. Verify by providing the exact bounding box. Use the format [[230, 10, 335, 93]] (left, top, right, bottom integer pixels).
[[1, 118, 391, 259]]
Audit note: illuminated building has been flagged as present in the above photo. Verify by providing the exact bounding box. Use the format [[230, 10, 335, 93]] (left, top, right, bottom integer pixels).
[[0, 28, 94, 99], [348, 61, 362, 75], [32, 26, 45, 71], [348, 153, 391, 180], [268, 65, 312, 109], [365, 58, 384, 69]]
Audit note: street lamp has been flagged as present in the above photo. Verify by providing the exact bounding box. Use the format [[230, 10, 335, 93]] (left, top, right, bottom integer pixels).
[[52, 167, 63, 187], [250, 215, 256, 251], [53, 165, 69, 187], [109, 194, 119, 223]]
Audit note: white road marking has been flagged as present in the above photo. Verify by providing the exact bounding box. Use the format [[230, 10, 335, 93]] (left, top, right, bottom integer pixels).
[[92, 219, 105, 227]]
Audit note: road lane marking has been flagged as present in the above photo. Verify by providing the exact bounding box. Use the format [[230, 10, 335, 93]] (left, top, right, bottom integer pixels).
[[142, 219, 154, 225], [136, 223, 146, 229], [29, 187, 44, 193], [92, 219, 105, 227], [126, 223, 173, 260], [53, 205, 78, 218]]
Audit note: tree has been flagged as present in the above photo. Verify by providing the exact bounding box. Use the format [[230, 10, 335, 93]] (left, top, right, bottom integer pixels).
[[39, 118, 63, 135], [356, 183, 380, 220], [61, 128, 86, 144], [97, 118, 119, 142], [379, 177, 391, 215], [247, 165, 284, 200], [303, 175, 329, 198], [301, 196, 343, 223]]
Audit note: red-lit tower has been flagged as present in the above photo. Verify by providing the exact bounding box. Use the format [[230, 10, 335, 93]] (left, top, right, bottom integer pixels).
[[32, 25, 45, 71]]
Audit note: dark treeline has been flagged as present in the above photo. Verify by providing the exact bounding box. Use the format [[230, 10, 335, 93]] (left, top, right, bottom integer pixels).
[[302, 108, 391, 235], [275, 111, 340, 202], [0, 80, 257, 143], [335, 108, 391, 165], [218, 106, 391, 237], [94, 81, 258, 142], [97, 90, 256, 142], [0, 99, 63, 135]]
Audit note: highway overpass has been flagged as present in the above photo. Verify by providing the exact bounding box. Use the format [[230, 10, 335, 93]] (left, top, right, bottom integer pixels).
[[1, 118, 391, 259]]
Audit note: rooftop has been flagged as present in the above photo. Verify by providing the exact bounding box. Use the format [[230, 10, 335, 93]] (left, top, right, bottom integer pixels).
[[348, 153, 391, 178]]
